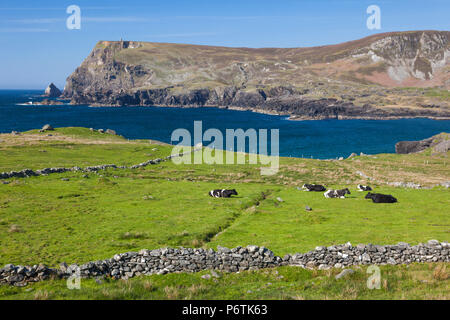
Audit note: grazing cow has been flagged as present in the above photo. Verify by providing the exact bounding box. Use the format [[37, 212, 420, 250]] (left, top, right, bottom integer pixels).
[[365, 192, 397, 203], [324, 188, 351, 199], [302, 184, 326, 192], [209, 189, 238, 198], [357, 184, 372, 191]]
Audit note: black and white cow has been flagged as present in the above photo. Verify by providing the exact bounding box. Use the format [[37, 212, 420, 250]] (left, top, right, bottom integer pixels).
[[357, 184, 372, 191], [302, 184, 326, 192], [209, 189, 238, 198], [365, 192, 397, 203], [324, 188, 351, 198]]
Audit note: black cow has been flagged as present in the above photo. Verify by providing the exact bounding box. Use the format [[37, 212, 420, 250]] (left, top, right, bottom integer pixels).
[[324, 188, 351, 198], [302, 184, 326, 192], [209, 189, 238, 198], [365, 192, 397, 203], [357, 184, 372, 191]]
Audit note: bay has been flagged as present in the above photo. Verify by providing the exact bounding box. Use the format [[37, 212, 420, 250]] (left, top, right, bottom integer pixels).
[[1, 89, 449, 159]]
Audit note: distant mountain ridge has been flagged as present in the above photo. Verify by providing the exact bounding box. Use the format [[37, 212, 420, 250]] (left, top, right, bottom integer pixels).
[[62, 31, 450, 120]]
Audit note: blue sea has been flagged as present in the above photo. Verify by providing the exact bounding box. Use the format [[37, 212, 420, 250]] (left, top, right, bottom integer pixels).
[[1, 89, 449, 159]]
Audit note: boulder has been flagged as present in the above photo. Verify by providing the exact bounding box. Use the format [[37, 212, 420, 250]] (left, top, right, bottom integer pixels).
[[44, 83, 62, 98], [39, 124, 54, 132]]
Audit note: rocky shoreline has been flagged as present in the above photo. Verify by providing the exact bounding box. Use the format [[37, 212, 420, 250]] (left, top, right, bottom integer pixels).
[[62, 87, 450, 121], [289, 114, 450, 121], [1, 240, 448, 287]]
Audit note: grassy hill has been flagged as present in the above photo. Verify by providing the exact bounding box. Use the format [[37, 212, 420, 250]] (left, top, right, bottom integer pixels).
[[0, 128, 449, 299]]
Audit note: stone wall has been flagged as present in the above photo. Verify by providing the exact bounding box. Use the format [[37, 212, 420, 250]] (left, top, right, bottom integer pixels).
[[0, 148, 200, 180], [1, 240, 448, 287]]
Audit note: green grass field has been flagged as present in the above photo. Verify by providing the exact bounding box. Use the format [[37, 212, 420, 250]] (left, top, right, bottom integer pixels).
[[0, 127, 448, 299]]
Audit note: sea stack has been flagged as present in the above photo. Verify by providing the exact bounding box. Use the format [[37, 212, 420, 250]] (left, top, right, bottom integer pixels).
[[44, 83, 62, 98]]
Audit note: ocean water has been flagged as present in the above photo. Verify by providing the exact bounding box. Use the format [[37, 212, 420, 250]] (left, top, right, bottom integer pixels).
[[0, 89, 449, 159]]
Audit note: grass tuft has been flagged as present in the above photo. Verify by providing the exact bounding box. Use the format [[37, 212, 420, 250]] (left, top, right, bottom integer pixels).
[[433, 264, 448, 281]]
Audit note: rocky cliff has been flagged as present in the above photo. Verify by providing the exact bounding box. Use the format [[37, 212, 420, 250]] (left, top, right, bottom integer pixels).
[[63, 31, 450, 120]]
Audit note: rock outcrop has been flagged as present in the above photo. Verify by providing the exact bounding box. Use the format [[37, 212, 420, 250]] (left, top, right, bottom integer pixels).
[[38, 99, 64, 106], [395, 133, 450, 154], [44, 83, 62, 98]]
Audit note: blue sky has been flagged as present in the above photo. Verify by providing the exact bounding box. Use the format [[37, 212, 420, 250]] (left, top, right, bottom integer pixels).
[[0, 0, 448, 89]]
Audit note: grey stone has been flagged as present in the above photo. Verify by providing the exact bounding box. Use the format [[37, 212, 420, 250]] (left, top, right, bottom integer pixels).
[[3, 264, 15, 272], [217, 246, 231, 254], [59, 262, 68, 272], [210, 270, 221, 278], [335, 269, 355, 280], [387, 257, 397, 265], [356, 244, 366, 251], [428, 240, 440, 246], [362, 253, 371, 263]]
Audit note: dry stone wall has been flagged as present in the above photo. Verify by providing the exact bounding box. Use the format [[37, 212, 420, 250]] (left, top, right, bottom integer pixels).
[[1, 240, 448, 287], [0, 148, 200, 180]]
